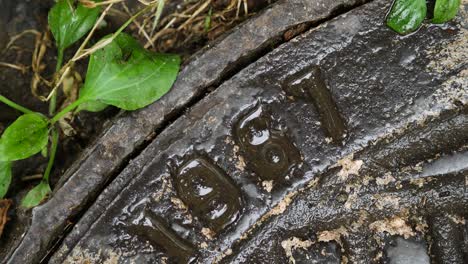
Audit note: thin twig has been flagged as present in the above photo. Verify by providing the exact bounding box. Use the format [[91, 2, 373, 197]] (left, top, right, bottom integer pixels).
[[72, 2, 155, 61], [178, 0, 212, 30], [236, 0, 241, 18], [5, 29, 40, 50], [31, 31, 51, 100], [145, 17, 177, 48], [46, 66, 71, 101], [0, 62, 28, 73], [137, 0, 154, 5], [121, 2, 154, 47], [243, 0, 248, 15], [21, 174, 44, 182], [151, 0, 165, 35], [72, 3, 115, 61], [80, 0, 124, 8]]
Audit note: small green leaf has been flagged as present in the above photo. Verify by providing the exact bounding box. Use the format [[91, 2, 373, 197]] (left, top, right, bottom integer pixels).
[[0, 113, 49, 162], [433, 0, 461, 23], [0, 162, 12, 199], [48, 0, 100, 51], [205, 7, 212, 32], [78, 33, 181, 111], [21, 181, 51, 208], [151, 0, 165, 34], [386, 0, 427, 34], [76, 100, 108, 113]]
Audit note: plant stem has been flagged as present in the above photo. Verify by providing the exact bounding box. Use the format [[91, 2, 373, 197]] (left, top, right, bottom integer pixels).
[[50, 99, 82, 124], [49, 49, 64, 115], [42, 49, 64, 186], [43, 128, 59, 182], [0, 95, 35, 114]]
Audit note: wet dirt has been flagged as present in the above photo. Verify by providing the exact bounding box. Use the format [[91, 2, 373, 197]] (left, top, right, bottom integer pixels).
[[41, 0, 467, 263]]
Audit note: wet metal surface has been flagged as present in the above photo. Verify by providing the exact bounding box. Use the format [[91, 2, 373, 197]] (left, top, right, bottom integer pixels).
[[233, 103, 302, 184], [169, 155, 243, 233], [128, 209, 197, 263], [284, 66, 348, 143], [4, 0, 373, 262], [43, 0, 468, 263]]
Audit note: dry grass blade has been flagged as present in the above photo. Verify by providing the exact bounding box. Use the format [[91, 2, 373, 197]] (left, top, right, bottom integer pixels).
[[73, 1, 156, 62], [141, 0, 258, 52], [31, 31, 51, 100], [151, 0, 165, 35], [236, 0, 242, 18], [72, 37, 113, 62], [178, 0, 212, 30], [0, 199, 12, 238], [21, 174, 44, 181], [46, 66, 71, 101], [243, 0, 249, 15], [0, 62, 28, 73], [137, 0, 155, 5], [72, 3, 115, 61], [80, 0, 124, 8], [5, 29, 40, 51], [145, 17, 176, 48], [121, 2, 154, 47], [66, 0, 74, 12]]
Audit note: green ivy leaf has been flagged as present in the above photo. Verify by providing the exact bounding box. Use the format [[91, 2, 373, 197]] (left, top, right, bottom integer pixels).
[[386, 0, 427, 35], [0, 162, 12, 199], [76, 100, 108, 113], [433, 0, 461, 24], [48, 0, 100, 51], [77, 33, 181, 111], [21, 181, 51, 208], [0, 113, 49, 162]]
